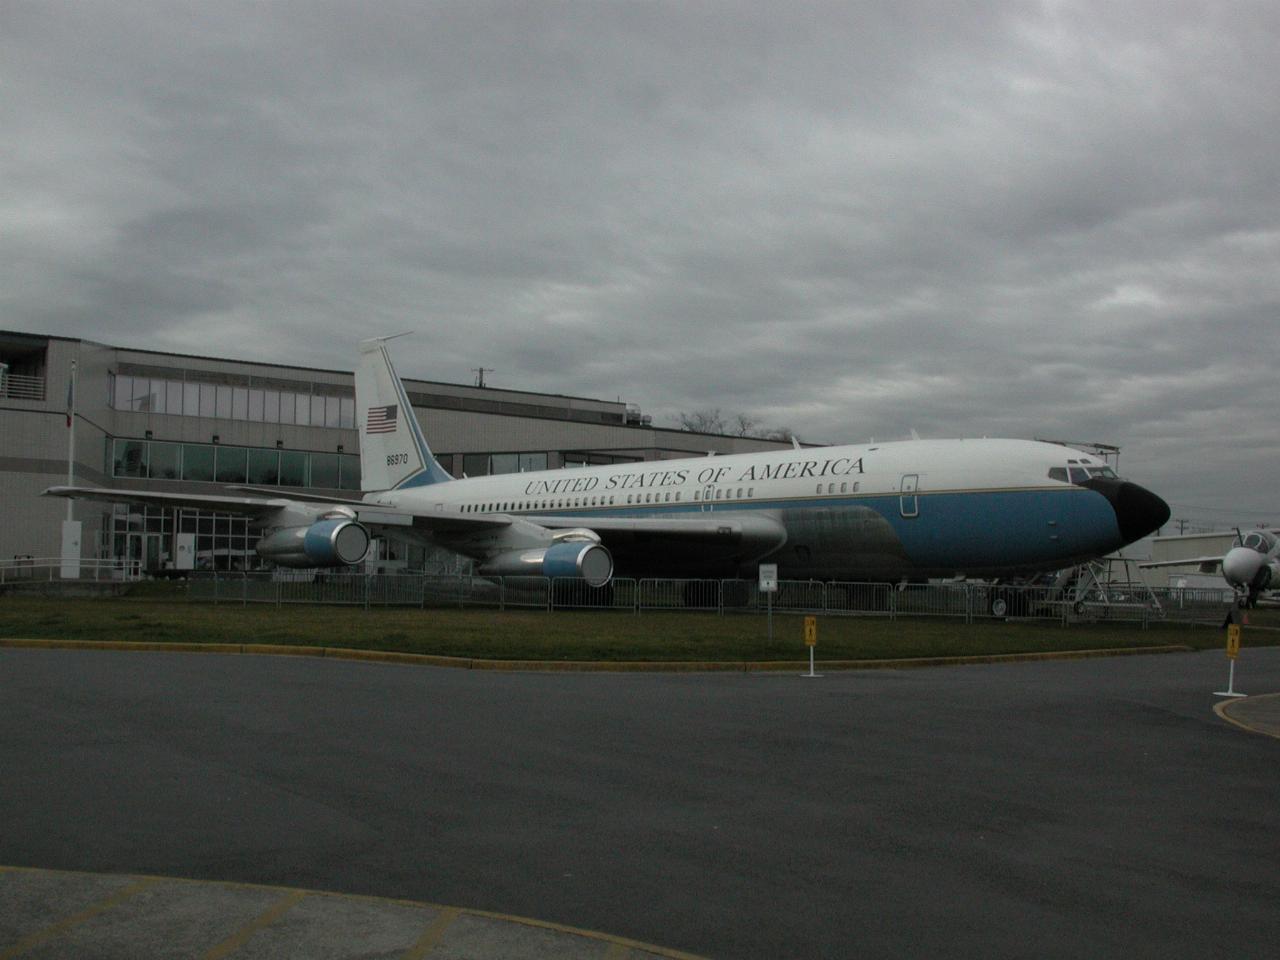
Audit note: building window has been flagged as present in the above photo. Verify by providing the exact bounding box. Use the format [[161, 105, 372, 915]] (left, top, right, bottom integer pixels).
[[339, 454, 362, 490], [149, 442, 181, 480], [248, 449, 280, 486], [279, 450, 307, 486], [182, 444, 215, 482], [310, 452, 339, 489], [490, 453, 520, 475], [215, 447, 247, 484], [519, 452, 548, 472], [113, 439, 148, 477], [463, 453, 489, 477]]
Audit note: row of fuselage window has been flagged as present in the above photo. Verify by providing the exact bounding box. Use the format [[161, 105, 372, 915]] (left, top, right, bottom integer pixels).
[[458, 480, 862, 514]]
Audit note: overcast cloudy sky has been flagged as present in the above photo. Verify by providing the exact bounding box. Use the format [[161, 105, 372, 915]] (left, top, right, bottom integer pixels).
[[3, 1, 1276, 528]]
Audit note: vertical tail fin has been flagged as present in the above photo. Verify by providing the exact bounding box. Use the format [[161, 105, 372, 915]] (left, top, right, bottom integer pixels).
[[355, 337, 452, 491]]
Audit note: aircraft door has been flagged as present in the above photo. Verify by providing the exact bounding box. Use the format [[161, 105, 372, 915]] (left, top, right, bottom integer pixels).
[[900, 474, 919, 518], [702, 485, 715, 511]]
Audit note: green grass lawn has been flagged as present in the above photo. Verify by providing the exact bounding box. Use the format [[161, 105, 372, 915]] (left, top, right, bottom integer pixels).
[[2, 594, 1271, 663]]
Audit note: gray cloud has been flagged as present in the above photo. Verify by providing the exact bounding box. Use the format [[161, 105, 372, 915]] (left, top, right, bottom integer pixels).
[[2, 0, 1277, 525]]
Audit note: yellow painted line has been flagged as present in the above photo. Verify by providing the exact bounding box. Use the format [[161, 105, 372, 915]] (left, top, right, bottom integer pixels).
[[0, 637, 1195, 673], [399, 905, 461, 959], [0, 876, 159, 959], [200, 888, 307, 960], [454, 904, 709, 959], [1213, 693, 1280, 741]]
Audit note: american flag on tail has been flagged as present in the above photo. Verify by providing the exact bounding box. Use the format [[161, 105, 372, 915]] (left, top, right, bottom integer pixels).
[[366, 404, 398, 434]]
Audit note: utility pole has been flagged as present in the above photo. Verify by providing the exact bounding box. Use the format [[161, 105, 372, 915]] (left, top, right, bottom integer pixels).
[[472, 367, 494, 388]]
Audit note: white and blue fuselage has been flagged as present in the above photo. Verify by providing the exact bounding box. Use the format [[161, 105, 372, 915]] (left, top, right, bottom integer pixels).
[[363, 436, 1168, 582]]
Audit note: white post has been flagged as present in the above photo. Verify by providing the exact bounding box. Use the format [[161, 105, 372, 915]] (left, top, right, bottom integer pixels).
[[60, 359, 82, 579], [1215, 659, 1245, 698], [66, 359, 77, 520]]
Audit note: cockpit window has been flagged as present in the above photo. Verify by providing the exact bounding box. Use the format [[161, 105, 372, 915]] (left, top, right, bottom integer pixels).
[[1055, 464, 1120, 485], [1242, 532, 1272, 554]]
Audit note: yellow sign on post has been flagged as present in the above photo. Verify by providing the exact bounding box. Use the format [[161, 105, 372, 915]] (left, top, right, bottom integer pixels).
[[802, 616, 820, 678], [1215, 621, 1245, 698]]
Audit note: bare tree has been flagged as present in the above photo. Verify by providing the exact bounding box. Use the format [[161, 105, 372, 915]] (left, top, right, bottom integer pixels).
[[672, 408, 795, 442], [672, 408, 727, 434], [731, 413, 761, 437]]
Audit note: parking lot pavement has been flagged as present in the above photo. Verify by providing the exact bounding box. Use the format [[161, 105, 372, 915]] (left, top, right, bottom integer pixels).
[[1, 645, 1278, 959], [0, 866, 700, 959]]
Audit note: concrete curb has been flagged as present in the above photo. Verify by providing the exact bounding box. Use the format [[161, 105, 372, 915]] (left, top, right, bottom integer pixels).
[[1213, 692, 1280, 740], [0, 636, 1194, 672], [0, 865, 708, 960]]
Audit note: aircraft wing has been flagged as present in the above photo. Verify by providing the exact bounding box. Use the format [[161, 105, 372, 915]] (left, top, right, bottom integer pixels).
[[43, 485, 293, 517], [1138, 556, 1223, 572], [42, 484, 514, 532]]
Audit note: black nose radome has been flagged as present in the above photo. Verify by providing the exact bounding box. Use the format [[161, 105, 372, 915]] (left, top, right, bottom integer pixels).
[[1084, 478, 1171, 545]]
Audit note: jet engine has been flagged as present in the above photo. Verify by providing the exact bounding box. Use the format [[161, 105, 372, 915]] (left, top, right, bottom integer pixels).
[[255, 516, 371, 568], [478, 540, 613, 586]]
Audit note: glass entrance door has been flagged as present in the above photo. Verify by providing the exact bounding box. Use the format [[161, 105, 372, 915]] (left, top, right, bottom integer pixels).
[[127, 532, 164, 574]]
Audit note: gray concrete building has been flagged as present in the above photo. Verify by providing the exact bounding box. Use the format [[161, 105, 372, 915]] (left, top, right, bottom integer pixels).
[[1, 331, 791, 573], [1139, 530, 1238, 596]]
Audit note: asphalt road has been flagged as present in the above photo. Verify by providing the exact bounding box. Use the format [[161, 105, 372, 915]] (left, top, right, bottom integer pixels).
[[2, 646, 1278, 959]]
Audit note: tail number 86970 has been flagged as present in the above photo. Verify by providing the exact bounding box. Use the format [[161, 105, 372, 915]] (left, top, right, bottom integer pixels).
[[386, 453, 409, 466]]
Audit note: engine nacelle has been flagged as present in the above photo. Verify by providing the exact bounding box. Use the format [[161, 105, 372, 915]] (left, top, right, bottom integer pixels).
[[256, 518, 371, 568], [478, 541, 613, 586]]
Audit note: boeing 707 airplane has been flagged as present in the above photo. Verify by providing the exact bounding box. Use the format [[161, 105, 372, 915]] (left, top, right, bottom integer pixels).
[[46, 337, 1170, 587]]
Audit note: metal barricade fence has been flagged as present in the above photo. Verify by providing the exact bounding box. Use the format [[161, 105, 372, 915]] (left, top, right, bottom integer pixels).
[[638, 578, 719, 611], [175, 572, 1222, 624], [824, 581, 892, 616], [895, 582, 972, 619], [550, 577, 636, 611], [0, 558, 142, 584], [771, 580, 827, 613]]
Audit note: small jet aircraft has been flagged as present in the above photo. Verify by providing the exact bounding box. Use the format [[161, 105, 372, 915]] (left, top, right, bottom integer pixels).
[[46, 337, 1170, 587], [1143, 529, 1279, 607]]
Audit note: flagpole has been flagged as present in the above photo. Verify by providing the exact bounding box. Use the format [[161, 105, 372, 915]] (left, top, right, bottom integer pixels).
[[66, 359, 76, 523]]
